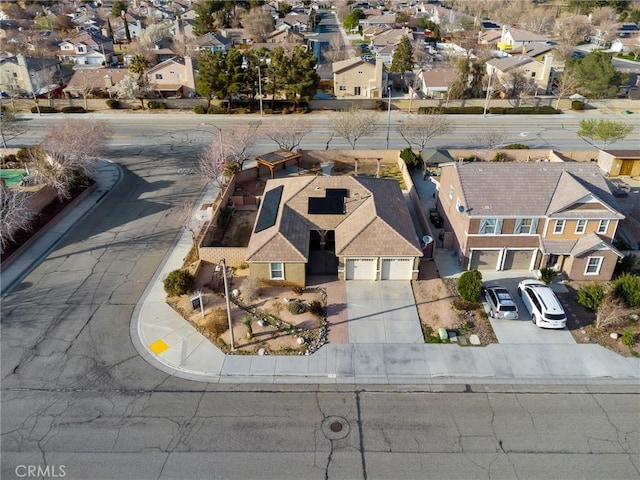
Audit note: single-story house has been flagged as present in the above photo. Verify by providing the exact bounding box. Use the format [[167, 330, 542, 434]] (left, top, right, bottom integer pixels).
[[246, 176, 423, 286]]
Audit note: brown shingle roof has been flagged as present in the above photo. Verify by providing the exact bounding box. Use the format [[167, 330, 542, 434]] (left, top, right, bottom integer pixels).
[[571, 233, 623, 258]]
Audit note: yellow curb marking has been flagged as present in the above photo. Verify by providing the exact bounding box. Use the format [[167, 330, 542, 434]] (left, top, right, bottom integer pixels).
[[150, 339, 169, 355]]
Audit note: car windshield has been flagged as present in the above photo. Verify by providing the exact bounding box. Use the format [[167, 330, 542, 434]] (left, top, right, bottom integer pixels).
[[545, 313, 566, 321]]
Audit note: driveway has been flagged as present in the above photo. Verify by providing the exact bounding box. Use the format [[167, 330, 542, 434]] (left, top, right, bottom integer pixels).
[[480, 271, 576, 345], [346, 281, 423, 343]]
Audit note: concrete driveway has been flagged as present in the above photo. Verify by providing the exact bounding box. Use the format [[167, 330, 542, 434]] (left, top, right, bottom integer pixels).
[[480, 271, 576, 345], [346, 281, 423, 343]]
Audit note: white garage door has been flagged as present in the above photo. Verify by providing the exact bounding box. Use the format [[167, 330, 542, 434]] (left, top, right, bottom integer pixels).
[[381, 258, 413, 280], [469, 250, 500, 270], [503, 249, 534, 270], [346, 258, 377, 280]]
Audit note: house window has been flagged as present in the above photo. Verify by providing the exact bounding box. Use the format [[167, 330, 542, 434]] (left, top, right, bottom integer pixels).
[[456, 197, 461, 211], [585, 256, 603, 275], [77, 46, 85, 53], [354, 86, 361, 95], [155, 74, 163, 80], [270, 262, 284, 280], [553, 219, 565, 234], [575, 219, 587, 234], [449, 185, 454, 199], [597, 220, 609, 234], [531, 72, 536, 77], [339, 85, 346, 91], [515, 218, 536, 234], [479, 218, 502, 235]]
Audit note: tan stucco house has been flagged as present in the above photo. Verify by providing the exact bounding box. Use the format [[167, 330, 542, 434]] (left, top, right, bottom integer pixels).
[[332, 57, 386, 98], [437, 162, 625, 281], [598, 150, 640, 177], [246, 176, 423, 286]]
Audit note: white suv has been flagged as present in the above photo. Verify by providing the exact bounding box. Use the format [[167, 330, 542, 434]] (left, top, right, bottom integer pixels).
[[517, 280, 567, 329]]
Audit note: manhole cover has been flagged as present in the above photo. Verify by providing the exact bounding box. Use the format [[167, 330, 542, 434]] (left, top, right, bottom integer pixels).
[[321, 416, 349, 440]]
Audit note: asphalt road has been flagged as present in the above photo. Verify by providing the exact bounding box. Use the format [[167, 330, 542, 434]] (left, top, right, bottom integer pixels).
[[1, 115, 639, 479]]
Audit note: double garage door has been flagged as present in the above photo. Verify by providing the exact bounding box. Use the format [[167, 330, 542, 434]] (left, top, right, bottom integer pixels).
[[345, 258, 413, 280], [469, 249, 535, 271]]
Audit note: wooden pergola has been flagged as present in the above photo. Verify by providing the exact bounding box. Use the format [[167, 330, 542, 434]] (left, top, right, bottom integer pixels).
[[256, 149, 302, 179]]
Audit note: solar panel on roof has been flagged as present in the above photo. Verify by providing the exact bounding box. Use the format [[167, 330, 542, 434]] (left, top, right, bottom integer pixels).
[[309, 197, 344, 214], [326, 188, 349, 199], [255, 185, 283, 233]]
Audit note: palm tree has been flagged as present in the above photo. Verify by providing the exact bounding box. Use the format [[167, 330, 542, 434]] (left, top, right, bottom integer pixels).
[[129, 54, 149, 76]]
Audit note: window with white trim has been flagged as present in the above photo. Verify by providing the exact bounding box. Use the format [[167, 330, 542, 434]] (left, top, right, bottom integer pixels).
[[449, 185, 454, 199], [597, 220, 609, 234], [339, 85, 346, 91], [575, 219, 586, 234], [479, 218, 502, 235], [456, 197, 461, 211], [515, 218, 537, 235], [585, 256, 603, 275], [270, 262, 284, 280], [155, 74, 163, 79], [553, 219, 565, 234]]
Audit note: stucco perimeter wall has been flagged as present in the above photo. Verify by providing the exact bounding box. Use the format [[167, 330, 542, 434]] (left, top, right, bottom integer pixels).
[[396, 155, 434, 254], [198, 246, 247, 268], [445, 149, 597, 163], [299, 149, 401, 166]]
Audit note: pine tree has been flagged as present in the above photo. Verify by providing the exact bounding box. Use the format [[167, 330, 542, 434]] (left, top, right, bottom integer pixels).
[[390, 36, 414, 81]]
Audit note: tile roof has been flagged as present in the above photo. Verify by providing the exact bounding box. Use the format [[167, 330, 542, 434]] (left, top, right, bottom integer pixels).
[[571, 233, 623, 258], [246, 176, 422, 262], [332, 57, 373, 74], [541, 239, 575, 255], [486, 55, 533, 72], [504, 27, 551, 42], [422, 149, 453, 164], [63, 67, 128, 91], [451, 162, 623, 218], [602, 150, 640, 159]]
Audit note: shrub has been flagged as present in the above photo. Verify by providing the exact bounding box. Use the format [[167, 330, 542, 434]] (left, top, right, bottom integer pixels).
[[238, 261, 249, 270], [452, 298, 477, 312], [206, 308, 229, 337], [241, 276, 261, 302], [292, 285, 305, 295], [193, 105, 206, 114], [503, 143, 529, 149], [375, 100, 386, 111], [539, 267, 557, 284], [577, 283, 605, 311], [105, 99, 119, 109], [621, 329, 635, 348], [417, 107, 442, 115], [163, 269, 195, 296], [612, 273, 640, 307], [308, 300, 325, 318], [571, 100, 584, 110], [615, 254, 639, 276], [243, 315, 253, 339], [400, 147, 423, 171], [287, 300, 305, 315], [491, 151, 507, 162], [61, 106, 87, 113], [147, 100, 166, 109], [457, 269, 482, 302], [31, 106, 56, 113], [207, 105, 225, 114]]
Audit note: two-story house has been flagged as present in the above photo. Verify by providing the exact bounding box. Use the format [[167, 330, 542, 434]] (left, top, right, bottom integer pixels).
[[145, 56, 197, 98], [0, 54, 62, 96], [485, 53, 555, 95], [190, 32, 232, 54], [437, 162, 624, 281], [332, 56, 387, 98], [497, 26, 553, 52], [58, 31, 113, 66]]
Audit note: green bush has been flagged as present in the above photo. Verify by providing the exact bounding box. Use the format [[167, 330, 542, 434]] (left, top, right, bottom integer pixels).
[[571, 100, 584, 110], [193, 105, 206, 114], [621, 329, 635, 348], [106, 99, 119, 109], [503, 143, 529, 149], [612, 273, 640, 307], [61, 106, 87, 113], [147, 101, 166, 109], [457, 269, 482, 302], [491, 151, 507, 162], [31, 106, 56, 113], [287, 300, 305, 315], [207, 105, 225, 114], [539, 267, 558, 284], [163, 269, 195, 297], [503, 106, 558, 114], [577, 283, 605, 311], [375, 100, 386, 111], [399, 148, 423, 171]]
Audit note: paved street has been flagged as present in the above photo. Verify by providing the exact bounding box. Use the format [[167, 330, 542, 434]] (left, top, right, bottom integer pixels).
[[1, 115, 639, 479]]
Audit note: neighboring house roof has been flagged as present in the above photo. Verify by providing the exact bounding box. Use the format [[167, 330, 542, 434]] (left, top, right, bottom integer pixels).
[[521, 42, 554, 58], [571, 233, 624, 258], [246, 176, 422, 262], [362, 14, 396, 25], [194, 31, 232, 48], [146, 56, 197, 74], [422, 149, 453, 164], [0, 55, 59, 72], [486, 55, 533, 72], [63, 67, 128, 92], [60, 31, 110, 48], [371, 27, 413, 47], [452, 162, 623, 218], [503, 27, 551, 42], [602, 150, 640, 159], [332, 57, 374, 74], [417, 68, 456, 88], [478, 29, 502, 44]]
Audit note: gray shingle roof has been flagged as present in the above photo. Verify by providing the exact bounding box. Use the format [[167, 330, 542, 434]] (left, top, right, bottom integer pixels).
[[453, 162, 623, 218], [571, 233, 623, 258], [246, 176, 422, 262], [486, 55, 532, 72]]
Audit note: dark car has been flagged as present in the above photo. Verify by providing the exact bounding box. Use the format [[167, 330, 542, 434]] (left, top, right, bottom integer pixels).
[[482, 285, 519, 320]]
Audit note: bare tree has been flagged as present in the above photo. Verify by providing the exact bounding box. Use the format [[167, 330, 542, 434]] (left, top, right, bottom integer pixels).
[[497, 69, 537, 105], [331, 108, 379, 149], [589, 6, 618, 26], [0, 182, 34, 251], [113, 73, 155, 109], [553, 44, 577, 62], [553, 69, 580, 109], [0, 109, 27, 149], [322, 34, 352, 63], [398, 114, 453, 151], [181, 199, 206, 253], [262, 118, 311, 151], [470, 128, 508, 150], [554, 14, 592, 46], [596, 295, 632, 329], [222, 126, 259, 170], [196, 142, 228, 190], [242, 6, 275, 42], [25, 119, 111, 199]]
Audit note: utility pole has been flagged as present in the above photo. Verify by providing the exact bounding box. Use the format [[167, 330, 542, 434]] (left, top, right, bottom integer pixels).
[[386, 86, 391, 149], [257, 66, 263, 117]]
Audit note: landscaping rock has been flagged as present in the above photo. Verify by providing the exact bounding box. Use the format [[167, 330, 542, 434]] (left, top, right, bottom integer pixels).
[[469, 334, 481, 346], [610, 332, 620, 339], [438, 327, 448, 340]]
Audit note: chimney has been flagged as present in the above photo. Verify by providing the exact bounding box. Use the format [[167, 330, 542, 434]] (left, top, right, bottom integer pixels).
[[104, 74, 113, 88], [184, 56, 196, 91]]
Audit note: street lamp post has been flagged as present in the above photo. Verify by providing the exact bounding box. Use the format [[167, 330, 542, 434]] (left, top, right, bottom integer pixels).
[[256, 66, 263, 117], [200, 122, 224, 165], [386, 86, 391, 149], [483, 70, 494, 118], [218, 258, 235, 351]]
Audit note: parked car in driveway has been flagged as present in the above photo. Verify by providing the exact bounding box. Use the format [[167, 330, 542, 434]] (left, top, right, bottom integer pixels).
[[517, 279, 567, 329], [481, 285, 519, 319]]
